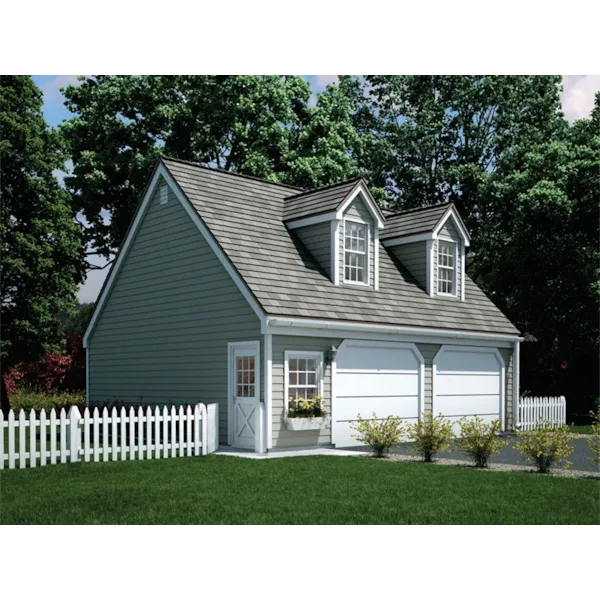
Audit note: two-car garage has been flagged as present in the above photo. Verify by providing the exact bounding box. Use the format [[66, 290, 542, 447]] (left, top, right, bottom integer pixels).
[[332, 340, 505, 447]]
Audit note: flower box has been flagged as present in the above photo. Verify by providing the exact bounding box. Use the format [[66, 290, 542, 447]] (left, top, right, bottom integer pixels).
[[283, 417, 331, 431]]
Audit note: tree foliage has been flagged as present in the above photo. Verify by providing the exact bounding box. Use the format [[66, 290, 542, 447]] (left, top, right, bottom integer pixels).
[[61, 75, 359, 262], [1, 76, 84, 413], [0, 76, 84, 368]]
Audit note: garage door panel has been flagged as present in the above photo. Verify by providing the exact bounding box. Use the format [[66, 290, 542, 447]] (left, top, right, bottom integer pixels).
[[336, 373, 419, 398], [334, 418, 419, 448], [436, 374, 500, 396], [333, 341, 422, 448], [338, 343, 419, 372], [434, 395, 500, 417], [436, 350, 500, 374], [335, 396, 420, 421]]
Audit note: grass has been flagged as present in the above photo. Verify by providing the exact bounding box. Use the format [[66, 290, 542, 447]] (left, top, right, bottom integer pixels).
[[570, 424, 593, 434], [1, 455, 598, 524]]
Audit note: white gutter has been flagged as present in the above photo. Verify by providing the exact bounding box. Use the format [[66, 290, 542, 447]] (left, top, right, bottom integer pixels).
[[266, 317, 523, 343]]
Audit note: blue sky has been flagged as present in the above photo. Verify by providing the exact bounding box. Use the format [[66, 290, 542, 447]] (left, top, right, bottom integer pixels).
[[32, 74, 598, 304]]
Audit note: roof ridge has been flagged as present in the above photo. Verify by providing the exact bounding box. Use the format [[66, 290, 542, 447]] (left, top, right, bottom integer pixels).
[[284, 176, 362, 201], [385, 201, 452, 218], [161, 156, 304, 191]]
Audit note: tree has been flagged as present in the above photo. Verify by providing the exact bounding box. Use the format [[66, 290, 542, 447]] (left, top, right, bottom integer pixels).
[[61, 75, 360, 266], [478, 94, 599, 411], [0, 76, 84, 413], [347, 76, 565, 221]]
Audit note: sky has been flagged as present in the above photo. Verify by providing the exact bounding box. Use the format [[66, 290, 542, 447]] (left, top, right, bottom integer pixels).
[[32, 74, 599, 304]]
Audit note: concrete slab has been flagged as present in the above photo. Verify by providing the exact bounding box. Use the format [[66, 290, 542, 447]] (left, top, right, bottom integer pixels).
[[214, 447, 369, 460]]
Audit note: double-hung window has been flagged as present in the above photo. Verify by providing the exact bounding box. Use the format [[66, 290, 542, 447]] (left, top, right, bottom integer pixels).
[[285, 352, 322, 400], [344, 220, 368, 284], [437, 240, 456, 295]]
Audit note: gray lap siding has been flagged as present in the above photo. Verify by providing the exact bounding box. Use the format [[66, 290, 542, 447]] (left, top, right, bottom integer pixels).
[[88, 182, 262, 445]]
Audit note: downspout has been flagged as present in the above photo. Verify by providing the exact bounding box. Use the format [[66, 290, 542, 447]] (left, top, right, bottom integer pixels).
[[513, 339, 520, 431]]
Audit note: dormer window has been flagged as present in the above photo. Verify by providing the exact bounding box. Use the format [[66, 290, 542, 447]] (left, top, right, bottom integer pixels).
[[344, 220, 368, 284], [437, 240, 456, 295]]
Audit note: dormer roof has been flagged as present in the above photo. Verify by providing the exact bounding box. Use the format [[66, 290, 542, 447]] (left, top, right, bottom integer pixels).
[[284, 177, 385, 229], [382, 202, 470, 247]]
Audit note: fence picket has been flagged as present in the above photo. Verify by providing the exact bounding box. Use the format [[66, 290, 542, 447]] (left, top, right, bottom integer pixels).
[[19, 410, 27, 469], [162, 407, 169, 458], [178, 406, 185, 458], [102, 408, 109, 461], [146, 406, 153, 460], [29, 409, 37, 468], [137, 407, 145, 460], [194, 405, 201, 456], [40, 409, 47, 467], [120, 407, 127, 461], [59, 409, 68, 464], [154, 407, 161, 459], [186, 406, 192, 457], [170, 406, 177, 458], [8, 410, 16, 469], [111, 408, 118, 461], [129, 407, 136, 461], [93, 408, 100, 462], [49, 409, 57, 464], [83, 408, 91, 462]]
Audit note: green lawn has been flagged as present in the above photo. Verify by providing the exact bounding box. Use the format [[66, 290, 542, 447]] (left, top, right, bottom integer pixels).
[[1, 455, 598, 525], [570, 424, 593, 434]]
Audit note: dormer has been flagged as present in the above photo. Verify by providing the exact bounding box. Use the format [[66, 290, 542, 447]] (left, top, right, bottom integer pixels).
[[283, 178, 385, 289], [381, 203, 470, 300]]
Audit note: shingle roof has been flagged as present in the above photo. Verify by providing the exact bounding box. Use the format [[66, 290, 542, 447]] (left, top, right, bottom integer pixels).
[[282, 177, 362, 222], [381, 203, 452, 240], [162, 158, 519, 336]]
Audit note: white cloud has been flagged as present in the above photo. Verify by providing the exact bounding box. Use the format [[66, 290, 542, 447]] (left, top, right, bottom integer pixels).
[[561, 75, 600, 121]]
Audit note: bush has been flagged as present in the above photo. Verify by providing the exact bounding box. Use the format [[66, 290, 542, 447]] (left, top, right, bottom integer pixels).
[[406, 413, 454, 462], [457, 417, 506, 468], [515, 423, 576, 473], [287, 396, 327, 419], [588, 409, 600, 465], [9, 388, 86, 413], [350, 412, 404, 458]]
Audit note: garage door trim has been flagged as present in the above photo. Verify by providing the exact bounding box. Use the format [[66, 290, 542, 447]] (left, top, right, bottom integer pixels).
[[332, 339, 425, 446], [432, 345, 506, 430]]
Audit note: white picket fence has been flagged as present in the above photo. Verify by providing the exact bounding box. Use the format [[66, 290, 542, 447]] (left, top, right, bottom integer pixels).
[[517, 396, 566, 431], [0, 403, 219, 470]]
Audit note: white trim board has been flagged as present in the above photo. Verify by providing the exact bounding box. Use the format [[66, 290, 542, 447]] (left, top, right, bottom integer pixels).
[[265, 317, 522, 345], [83, 161, 267, 347], [335, 183, 385, 229]]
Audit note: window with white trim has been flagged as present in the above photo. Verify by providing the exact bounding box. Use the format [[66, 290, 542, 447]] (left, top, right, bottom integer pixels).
[[286, 353, 322, 400], [437, 240, 456, 295], [344, 220, 367, 283]]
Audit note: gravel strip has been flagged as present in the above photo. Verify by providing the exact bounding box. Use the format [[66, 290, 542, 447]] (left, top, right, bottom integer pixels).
[[377, 453, 600, 480]]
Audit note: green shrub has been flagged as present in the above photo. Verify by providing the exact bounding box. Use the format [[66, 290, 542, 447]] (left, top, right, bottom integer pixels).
[[588, 409, 600, 465], [515, 423, 576, 473], [406, 413, 454, 462], [350, 412, 404, 458], [457, 417, 506, 468], [9, 388, 86, 414]]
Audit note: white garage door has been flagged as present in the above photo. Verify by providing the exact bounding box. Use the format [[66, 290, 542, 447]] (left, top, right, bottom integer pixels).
[[333, 340, 423, 447], [433, 345, 505, 432]]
